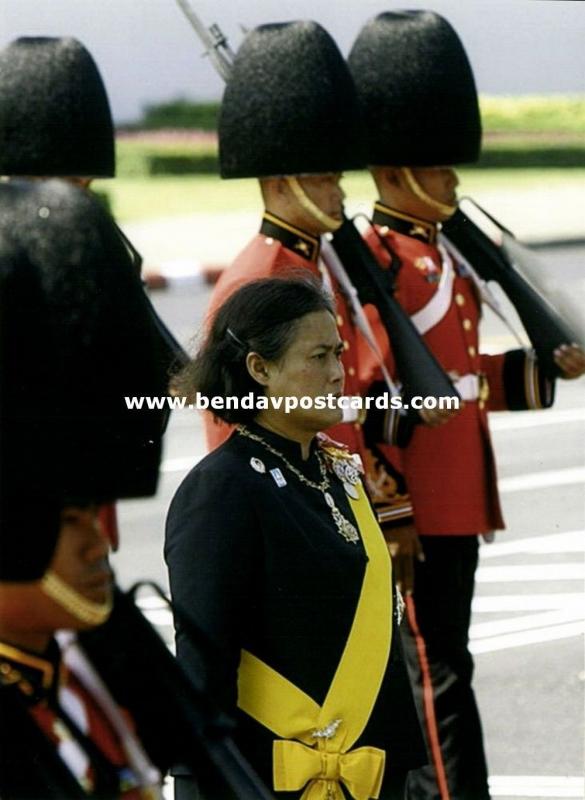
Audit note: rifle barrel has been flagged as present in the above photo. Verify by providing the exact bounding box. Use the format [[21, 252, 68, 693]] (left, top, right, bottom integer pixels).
[[175, 0, 234, 81]]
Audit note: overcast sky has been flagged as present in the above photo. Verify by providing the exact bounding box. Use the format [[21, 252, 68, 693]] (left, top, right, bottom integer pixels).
[[1, 0, 583, 123]]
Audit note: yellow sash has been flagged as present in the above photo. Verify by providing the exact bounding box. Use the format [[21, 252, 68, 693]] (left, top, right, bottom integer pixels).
[[238, 482, 393, 800]]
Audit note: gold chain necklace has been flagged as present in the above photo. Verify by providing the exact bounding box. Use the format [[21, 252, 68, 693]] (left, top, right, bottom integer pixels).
[[237, 425, 359, 544]]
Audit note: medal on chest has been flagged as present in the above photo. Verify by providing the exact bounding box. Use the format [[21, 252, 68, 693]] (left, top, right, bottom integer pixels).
[[330, 458, 361, 499], [239, 426, 362, 545], [324, 490, 360, 543], [414, 255, 441, 283]]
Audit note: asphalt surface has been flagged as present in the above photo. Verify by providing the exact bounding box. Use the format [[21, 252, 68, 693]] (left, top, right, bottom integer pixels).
[[111, 244, 585, 800]]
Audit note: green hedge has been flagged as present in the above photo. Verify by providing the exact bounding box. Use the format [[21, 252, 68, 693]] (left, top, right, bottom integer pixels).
[[129, 99, 219, 131], [148, 152, 219, 174], [115, 142, 585, 177], [128, 95, 585, 135], [115, 139, 218, 176], [477, 142, 585, 169], [114, 94, 585, 176], [480, 95, 585, 135]]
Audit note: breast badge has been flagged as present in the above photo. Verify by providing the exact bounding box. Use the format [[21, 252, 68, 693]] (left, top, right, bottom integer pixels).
[[415, 256, 441, 283]]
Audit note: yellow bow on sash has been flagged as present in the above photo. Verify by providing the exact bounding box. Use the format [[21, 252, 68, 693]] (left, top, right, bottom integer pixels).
[[238, 482, 393, 800], [273, 740, 385, 800]]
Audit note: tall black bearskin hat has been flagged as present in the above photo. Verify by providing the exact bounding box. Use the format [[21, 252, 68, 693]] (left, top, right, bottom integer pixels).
[[0, 180, 176, 580], [0, 37, 115, 178], [348, 11, 482, 166], [219, 21, 365, 178]]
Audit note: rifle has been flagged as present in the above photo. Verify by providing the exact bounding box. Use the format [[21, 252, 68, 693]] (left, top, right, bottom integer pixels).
[[328, 216, 458, 401], [442, 198, 583, 379], [175, 0, 235, 80], [79, 584, 274, 800]]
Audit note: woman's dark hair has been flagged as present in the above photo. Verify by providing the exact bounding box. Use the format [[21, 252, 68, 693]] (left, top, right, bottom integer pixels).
[[177, 274, 335, 424]]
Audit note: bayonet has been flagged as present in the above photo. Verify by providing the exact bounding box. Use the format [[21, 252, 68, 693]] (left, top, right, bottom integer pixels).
[[175, 0, 235, 81]]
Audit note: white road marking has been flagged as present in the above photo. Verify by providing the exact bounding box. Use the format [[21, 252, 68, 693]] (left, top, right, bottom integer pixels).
[[489, 407, 585, 431], [472, 593, 584, 613], [476, 563, 584, 583], [161, 461, 585, 490], [143, 596, 585, 648], [470, 609, 584, 639], [473, 529, 584, 650], [471, 621, 584, 654], [489, 775, 584, 798], [498, 466, 585, 493], [159, 406, 585, 477], [480, 530, 585, 559]]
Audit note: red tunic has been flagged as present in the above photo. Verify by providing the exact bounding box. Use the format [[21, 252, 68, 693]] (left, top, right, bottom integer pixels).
[[204, 215, 412, 523], [0, 638, 159, 799], [32, 670, 146, 799], [365, 205, 551, 535]]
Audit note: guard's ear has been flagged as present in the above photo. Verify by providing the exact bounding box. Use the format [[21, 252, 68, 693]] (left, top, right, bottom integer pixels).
[[259, 177, 279, 204], [246, 352, 271, 387], [274, 177, 289, 198], [370, 165, 400, 194], [384, 167, 403, 188]]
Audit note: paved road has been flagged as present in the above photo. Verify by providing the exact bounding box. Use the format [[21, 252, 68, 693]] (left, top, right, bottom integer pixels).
[[112, 244, 585, 800]]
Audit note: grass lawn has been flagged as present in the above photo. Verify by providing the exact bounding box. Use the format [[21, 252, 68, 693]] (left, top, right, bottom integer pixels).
[[94, 168, 585, 223]]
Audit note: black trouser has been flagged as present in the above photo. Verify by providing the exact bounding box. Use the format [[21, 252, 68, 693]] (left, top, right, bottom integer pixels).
[[401, 535, 490, 800]]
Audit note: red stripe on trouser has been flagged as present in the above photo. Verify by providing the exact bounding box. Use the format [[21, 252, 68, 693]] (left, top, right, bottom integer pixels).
[[405, 595, 451, 800]]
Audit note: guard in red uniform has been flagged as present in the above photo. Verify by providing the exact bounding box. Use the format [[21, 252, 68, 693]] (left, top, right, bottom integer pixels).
[[205, 20, 412, 525], [0, 179, 177, 799], [1, 179, 267, 800], [0, 556, 163, 800], [348, 11, 585, 800], [0, 37, 186, 553]]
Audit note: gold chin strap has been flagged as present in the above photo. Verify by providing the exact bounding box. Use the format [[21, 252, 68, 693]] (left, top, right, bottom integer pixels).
[[41, 571, 113, 627], [401, 167, 457, 218], [286, 176, 343, 232]]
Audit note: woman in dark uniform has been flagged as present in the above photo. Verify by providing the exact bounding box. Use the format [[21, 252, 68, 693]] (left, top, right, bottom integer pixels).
[[165, 277, 426, 800]]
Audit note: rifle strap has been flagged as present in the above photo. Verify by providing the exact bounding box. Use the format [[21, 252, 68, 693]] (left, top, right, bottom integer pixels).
[[409, 245, 455, 336], [319, 238, 398, 396], [57, 632, 163, 796]]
